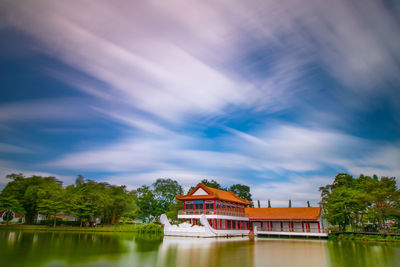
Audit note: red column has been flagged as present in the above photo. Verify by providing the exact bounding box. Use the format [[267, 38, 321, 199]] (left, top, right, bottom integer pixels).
[[318, 221, 321, 233], [302, 222, 304, 232], [220, 219, 222, 229], [307, 222, 310, 232], [214, 219, 217, 229], [193, 202, 195, 213], [203, 201, 205, 214], [214, 200, 216, 214], [280, 222, 283, 232], [183, 201, 186, 212], [261, 221, 263, 230]]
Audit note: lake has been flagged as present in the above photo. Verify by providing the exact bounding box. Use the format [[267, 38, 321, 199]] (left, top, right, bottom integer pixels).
[[1, 230, 400, 267]]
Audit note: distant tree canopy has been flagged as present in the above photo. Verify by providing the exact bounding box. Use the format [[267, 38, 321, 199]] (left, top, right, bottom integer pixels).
[[229, 184, 252, 202], [0, 174, 254, 225], [0, 173, 135, 226], [319, 173, 400, 231]]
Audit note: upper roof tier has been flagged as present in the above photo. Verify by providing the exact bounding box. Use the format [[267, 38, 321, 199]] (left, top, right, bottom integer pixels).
[[245, 207, 321, 220], [175, 183, 252, 206]]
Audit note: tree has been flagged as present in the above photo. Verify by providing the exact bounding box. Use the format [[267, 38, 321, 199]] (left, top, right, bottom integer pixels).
[[1, 173, 63, 224], [133, 185, 158, 222], [200, 179, 221, 189], [289, 200, 292, 208], [319, 173, 400, 231], [268, 200, 271, 208], [307, 201, 310, 207], [229, 184, 252, 202], [153, 178, 183, 214], [165, 200, 183, 223], [319, 173, 360, 231], [37, 180, 65, 227], [0, 195, 24, 225], [257, 200, 260, 208]]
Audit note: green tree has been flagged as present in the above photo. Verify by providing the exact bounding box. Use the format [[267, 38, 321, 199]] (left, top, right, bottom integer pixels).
[[229, 184, 252, 201], [200, 179, 221, 189], [1, 173, 63, 224], [165, 200, 183, 223], [153, 178, 183, 214], [268, 200, 271, 208], [289, 200, 292, 208], [133, 185, 158, 222], [37, 179, 65, 227], [307, 201, 310, 207], [0, 195, 24, 225]]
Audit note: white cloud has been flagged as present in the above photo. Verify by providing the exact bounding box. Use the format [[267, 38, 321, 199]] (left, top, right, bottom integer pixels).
[[0, 143, 32, 154], [0, 98, 94, 123]]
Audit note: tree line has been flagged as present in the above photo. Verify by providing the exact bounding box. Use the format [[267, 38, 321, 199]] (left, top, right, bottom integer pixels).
[[0, 174, 252, 226], [320, 173, 400, 231]]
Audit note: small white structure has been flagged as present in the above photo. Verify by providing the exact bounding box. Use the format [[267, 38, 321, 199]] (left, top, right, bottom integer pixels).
[[0, 210, 24, 223]]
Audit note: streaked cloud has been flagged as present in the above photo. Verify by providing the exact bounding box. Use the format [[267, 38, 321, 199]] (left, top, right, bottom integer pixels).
[[0, 0, 399, 205]]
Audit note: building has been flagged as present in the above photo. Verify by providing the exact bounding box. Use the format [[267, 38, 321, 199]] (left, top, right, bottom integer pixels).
[[161, 183, 252, 237], [160, 183, 327, 238], [246, 207, 328, 237]]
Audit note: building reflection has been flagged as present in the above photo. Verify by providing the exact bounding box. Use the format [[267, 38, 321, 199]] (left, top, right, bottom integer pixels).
[[157, 237, 254, 267]]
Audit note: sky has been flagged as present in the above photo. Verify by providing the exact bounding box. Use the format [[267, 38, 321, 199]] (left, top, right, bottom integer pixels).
[[0, 0, 400, 207]]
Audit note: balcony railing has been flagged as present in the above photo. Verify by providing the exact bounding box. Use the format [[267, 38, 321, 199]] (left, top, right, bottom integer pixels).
[[178, 210, 248, 217], [257, 226, 328, 233], [256, 227, 328, 233]]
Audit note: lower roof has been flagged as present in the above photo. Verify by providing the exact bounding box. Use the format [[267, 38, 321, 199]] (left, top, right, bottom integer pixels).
[[245, 207, 321, 220]]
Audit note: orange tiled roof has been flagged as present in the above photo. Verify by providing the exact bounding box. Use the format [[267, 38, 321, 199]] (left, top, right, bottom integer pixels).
[[176, 183, 252, 205], [245, 207, 321, 220]]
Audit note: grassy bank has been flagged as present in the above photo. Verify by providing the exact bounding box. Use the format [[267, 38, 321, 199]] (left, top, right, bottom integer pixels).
[[329, 233, 400, 242], [0, 224, 163, 234]]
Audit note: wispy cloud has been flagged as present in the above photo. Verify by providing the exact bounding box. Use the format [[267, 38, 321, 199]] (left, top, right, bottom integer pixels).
[[1, 0, 399, 204]]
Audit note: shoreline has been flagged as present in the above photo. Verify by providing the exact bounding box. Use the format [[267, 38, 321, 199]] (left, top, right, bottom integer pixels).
[[0, 224, 163, 234]]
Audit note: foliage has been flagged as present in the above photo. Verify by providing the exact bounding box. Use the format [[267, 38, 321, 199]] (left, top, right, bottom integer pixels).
[[0, 174, 62, 224], [0, 194, 24, 225], [268, 200, 271, 208], [320, 173, 400, 231], [152, 178, 183, 213], [229, 184, 252, 201], [200, 179, 222, 189], [132, 185, 159, 221]]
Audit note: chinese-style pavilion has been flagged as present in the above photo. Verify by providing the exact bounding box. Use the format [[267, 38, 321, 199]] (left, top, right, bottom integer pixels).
[[176, 183, 252, 231]]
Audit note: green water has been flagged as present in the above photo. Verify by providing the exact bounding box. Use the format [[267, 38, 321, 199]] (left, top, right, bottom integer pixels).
[[1, 231, 400, 267]]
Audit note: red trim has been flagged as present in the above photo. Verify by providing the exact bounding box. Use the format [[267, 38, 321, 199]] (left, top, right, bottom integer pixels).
[[318, 221, 320, 233], [248, 219, 317, 221], [280, 222, 283, 231]]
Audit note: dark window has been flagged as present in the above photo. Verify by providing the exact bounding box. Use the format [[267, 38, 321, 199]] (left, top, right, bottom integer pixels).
[[185, 204, 193, 210], [195, 204, 203, 210]]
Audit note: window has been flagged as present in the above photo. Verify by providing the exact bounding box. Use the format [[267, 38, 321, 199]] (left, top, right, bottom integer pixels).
[[185, 204, 193, 210], [205, 203, 214, 210], [195, 204, 203, 210]]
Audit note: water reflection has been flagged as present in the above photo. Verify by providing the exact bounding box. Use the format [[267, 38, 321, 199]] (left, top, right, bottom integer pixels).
[[158, 237, 253, 267], [1, 230, 400, 267], [326, 240, 400, 267], [0, 230, 132, 267]]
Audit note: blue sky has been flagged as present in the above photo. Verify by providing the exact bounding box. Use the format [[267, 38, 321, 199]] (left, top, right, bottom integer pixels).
[[1, 0, 400, 207]]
